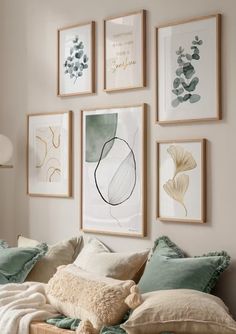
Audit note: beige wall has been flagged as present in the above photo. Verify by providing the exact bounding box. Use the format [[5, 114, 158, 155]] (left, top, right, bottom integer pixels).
[[1, 0, 236, 317]]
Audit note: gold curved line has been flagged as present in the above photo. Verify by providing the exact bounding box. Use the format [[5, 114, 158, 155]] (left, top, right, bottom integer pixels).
[[47, 167, 61, 182], [49, 126, 61, 148], [36, 135, 48, 168]]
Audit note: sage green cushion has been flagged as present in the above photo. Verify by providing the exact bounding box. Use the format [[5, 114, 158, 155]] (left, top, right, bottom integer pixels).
[[138, 236, 230, 294], [0, 240, 48, 284]]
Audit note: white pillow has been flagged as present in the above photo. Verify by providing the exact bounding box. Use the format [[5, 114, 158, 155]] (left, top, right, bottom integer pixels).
[[121, 289, 236, 334], [74, 238, 149, 280], [46, 264, 138, 332]]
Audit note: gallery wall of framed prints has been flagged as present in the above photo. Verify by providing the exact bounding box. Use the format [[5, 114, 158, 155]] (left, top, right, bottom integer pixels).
[[26, 9, 222, 235]]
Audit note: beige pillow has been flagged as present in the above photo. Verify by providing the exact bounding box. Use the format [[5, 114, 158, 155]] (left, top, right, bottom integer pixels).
[[46, 264, 137, 332], [74, 238, 149, 280], [18, 235, 83, 283], [121, 289, 236, 334]]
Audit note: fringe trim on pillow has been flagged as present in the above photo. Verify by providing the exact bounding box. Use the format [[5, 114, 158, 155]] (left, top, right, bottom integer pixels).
[[0, 240, 9, 249], [10, 242, 48, 283], [194, 251, 231, 293], [152, 235, 185, 259]]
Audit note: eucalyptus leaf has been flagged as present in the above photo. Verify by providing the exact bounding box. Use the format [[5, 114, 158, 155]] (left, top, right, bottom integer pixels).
[[176, 68, 183, 76], [173, 78, 181, 88], [186, 54, 192, 60], [192, 54, 200, 60], [172, 98, 180, 108], [182, 77, 199, 92], [190, 94, 201, 103], [183, 93, 191, 101]]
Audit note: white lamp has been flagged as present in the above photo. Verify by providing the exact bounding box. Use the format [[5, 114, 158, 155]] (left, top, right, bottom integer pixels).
[[0, 134, 13, 168]]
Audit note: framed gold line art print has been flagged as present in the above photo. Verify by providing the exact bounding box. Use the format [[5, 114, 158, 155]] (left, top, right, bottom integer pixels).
[[104, 10, 146, 92], [27, 111, 72, 197], [81, 104, 147, 237], [157, 139, 206, 223], [57, 21, 95, 96], [156, 14, 221, 124]]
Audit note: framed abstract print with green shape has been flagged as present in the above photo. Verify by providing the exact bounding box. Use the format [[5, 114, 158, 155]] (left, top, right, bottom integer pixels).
[[81, 105, 147, 237], [27, 111, 72, 197], [157, 14, 221, 123], [157, 139, 206, 223], [58, 22, 95, 96]]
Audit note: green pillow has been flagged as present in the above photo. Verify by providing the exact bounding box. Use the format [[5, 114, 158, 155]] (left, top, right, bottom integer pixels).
[[0, 239, 48, 284], [138, 236, 230, 294]]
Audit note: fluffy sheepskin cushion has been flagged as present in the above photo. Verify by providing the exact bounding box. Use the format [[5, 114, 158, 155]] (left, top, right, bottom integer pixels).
[[121, 289, 236, 334], [46, 264, 141, 333]]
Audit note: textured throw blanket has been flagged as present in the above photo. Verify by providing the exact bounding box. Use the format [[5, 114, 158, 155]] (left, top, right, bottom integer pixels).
[[47, 315, 127, 334], [0, 282, 59, 334]]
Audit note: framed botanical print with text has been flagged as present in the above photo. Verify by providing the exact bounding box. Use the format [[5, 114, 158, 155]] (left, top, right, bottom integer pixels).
[[81, 104, 147, 237], [157, 139, 206, 223], [157, 14, 221, 123], [104, 10, 146, 92], [57, 22, 95, 96], [27, 111, 72, 197]]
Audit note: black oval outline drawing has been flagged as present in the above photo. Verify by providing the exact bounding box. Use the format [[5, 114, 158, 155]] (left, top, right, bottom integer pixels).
[[94, 136, 136, 206]]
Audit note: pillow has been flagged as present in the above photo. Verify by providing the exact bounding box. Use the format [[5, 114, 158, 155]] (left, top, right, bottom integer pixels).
[[138, 236, 230, 293], [74, 238, 149, 280], [121, 289, 236, 334], [0, 241, 48, 284], [18, 235, 83, 283], [46, 264, 140, 333]]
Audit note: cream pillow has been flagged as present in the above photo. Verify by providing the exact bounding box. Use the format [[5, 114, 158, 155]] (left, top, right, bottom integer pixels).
[[18, 235, 83, 283], [46, 264, 140, 333], [74, 238, 149, 280], [121, 289, 236, 334]]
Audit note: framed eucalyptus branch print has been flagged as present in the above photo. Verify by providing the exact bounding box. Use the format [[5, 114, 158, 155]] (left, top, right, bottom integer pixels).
[[157, 139, 206, 223], [58, 22, 95, 96], [157, 14, 221, 123], [27, 111, 72, 197], [104, 10, 146, 92], [81, 104, 147, 237]]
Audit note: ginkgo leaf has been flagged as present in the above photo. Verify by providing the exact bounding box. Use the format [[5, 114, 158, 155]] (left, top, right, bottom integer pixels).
[[163, 174, 189, 216], [167, 145, 197, 178]]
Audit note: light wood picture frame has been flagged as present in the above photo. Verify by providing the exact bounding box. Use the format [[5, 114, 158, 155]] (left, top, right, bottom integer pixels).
[[81, 104, 147, 237], [157, 139, 206, 223], [57, 21, 95, 96], [104, 10, 146, 92], [27, 111, 72, 197], [156, 14, 221, 124]]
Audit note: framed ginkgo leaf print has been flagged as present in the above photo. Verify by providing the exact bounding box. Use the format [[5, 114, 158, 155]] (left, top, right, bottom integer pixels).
[[81, 104, 147, 237], [27, 111, 72, 197], [157, 139, 206, 223], [58, 21, 95, 96], [157, 14, 221, 123]]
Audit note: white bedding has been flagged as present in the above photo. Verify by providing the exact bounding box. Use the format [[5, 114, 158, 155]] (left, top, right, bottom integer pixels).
[[0, 282, 59, 334]]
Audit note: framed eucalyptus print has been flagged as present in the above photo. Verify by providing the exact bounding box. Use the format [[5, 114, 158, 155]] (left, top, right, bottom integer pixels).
[[104, 10, 146, 91], [58, 22, 95, 96], [27, 111, 72, 197], [157, 14, 221, 123], [157, 139, 206, 223], [81, 104, 147, 237]]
